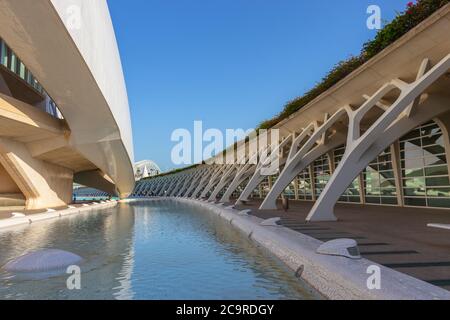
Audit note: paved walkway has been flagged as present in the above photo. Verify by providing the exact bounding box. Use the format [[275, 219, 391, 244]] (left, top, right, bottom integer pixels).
[[0, 203, 92, 220], [233, 199, 450, 291]]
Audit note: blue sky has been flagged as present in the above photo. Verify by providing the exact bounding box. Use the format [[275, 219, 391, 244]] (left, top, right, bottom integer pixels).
[[108, 0, 409, 171]]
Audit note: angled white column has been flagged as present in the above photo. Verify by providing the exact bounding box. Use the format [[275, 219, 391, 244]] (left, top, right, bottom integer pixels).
[[207, 164, 241, 201], [156, 177, 171, 196], [148, 178, 162, 196], [172, 171, 194, 197], [220, 162, 256, 203], [260, 108, 350, 210], [235, 135, 292, 204], [166, 175, 184, 196], [180, 168, 206, 197], [200, 165, 229, 199], [143, 182, 154, 196], [307, 56, 450, 221], [191, 166, 218, 198], [173, 171, 196, 196]]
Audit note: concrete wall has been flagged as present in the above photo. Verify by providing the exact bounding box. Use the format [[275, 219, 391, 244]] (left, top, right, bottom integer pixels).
[[50, 0, 134, 163], [0, 162, 20, 194], [0, 0, 136, 199]]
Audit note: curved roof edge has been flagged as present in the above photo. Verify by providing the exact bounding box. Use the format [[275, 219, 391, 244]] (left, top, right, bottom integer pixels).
[[0, 0, 135, 196]]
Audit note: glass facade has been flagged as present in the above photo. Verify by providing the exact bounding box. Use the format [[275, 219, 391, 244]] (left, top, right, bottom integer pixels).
[[0, 38, 62, 119], [313, 154, 331, 197], [334, 146, 361, 203], [283, 180, 296, 200], [296, 168, 313, 200], [260, 177, 271, 198], [400, 121, 450, 208], [363, 148, 398, 205], [229, 121, 450, 211]]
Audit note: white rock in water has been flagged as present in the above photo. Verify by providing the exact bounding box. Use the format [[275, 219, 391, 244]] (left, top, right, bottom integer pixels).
[[2, 249, 82, 273]]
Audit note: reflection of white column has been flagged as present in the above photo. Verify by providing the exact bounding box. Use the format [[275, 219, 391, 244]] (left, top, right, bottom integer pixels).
[[102, 204, 136, 300], [113, 245, 135, 300]]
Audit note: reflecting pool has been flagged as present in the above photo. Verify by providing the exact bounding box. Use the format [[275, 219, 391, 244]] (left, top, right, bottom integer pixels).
[[0, 200, 319, 300]]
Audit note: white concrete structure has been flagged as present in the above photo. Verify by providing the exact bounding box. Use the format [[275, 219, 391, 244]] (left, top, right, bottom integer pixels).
[[0, 0, 134, 209], [132, 4, 450, 224], [134, 160, 161, 181]]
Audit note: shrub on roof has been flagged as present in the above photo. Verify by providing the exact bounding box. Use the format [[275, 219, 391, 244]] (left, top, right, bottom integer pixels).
[[258, 0, 449, 130]]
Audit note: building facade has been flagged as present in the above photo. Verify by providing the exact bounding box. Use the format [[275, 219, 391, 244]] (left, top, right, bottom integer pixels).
[[133, 4, 450, 221], [134, 160, 161, 181], [0, 0, 134, 209]]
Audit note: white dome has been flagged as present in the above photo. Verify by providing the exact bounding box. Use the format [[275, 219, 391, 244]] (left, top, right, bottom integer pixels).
[[134, 160, 161, 181]]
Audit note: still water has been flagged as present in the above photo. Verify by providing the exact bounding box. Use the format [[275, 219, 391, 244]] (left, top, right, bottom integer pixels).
[[0, 200, 319, 300]]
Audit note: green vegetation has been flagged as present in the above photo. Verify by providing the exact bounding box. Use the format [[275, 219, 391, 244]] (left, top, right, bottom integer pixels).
[[142, 163, 201, 180], [258, 0, 449, 130]]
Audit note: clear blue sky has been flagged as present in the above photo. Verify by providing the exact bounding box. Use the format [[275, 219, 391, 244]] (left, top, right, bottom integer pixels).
[[108, 0, 408, 171]]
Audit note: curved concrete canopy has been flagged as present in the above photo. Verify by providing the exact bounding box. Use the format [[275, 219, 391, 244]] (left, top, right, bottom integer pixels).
[[0, 0, 135, 197]]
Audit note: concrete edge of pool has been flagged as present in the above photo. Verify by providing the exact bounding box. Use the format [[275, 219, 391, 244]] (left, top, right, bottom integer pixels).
[[0, 201, 118, 230], [124, 197, 450, 300]]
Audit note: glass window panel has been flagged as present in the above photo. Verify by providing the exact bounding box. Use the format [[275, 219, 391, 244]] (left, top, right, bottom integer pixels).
[[422, 137, 443, 148], [402, 140, 422, 151], [381, 197, 398, 205], [424, 155, 446, 166], [403, 157, 425, 170], [402, 168, 424, 178], [403, 177, 425, 188], [366, 197, 381, 204], [401, 130, 420, 141], [380, 188, 397, 197], [400, 121, 450, 208], [428, 198, 450, 208], [426, 176, 450, 187], [425, 165, 448, 177], [403, 188, 426, 197], [426, 187, 450, 198], [404, 197, 427, 206], [9, 52, 16, 72], [0, 40, 7, 67]]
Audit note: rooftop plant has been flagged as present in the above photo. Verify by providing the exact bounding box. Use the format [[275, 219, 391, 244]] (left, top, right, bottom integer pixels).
[[258, 0, 450, 130]]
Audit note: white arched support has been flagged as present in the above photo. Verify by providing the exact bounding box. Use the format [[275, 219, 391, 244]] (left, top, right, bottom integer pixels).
[[307, 55, 450, 221], [156, 178, 172, 196], [199, 165, 230, 199], [174, 170, 198, 197], [220, 162, 256, 203], [181, 167, 208, 197], [260, 107, 350, 210], [166, 172, 188, 197], [236, 134, 293, 204], [191, 165, 220, 199], [207, 164, 242, 201]]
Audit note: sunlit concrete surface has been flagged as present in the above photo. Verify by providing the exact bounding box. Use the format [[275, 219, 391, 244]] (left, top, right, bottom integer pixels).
[[0, 0, 134, 210], [0, 200, 118, 230]]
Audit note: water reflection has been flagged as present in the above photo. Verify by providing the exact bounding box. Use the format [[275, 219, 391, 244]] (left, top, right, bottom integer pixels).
[[0, 200, 318, 300]]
